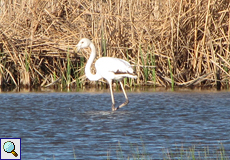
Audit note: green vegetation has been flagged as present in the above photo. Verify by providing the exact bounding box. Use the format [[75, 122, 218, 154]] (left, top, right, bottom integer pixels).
[[106, 142, 229, 160]]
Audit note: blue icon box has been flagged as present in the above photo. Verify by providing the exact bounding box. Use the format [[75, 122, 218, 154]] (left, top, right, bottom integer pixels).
[[0, 138, 21, 160]]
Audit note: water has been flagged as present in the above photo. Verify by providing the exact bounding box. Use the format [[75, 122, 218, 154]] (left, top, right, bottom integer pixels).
[[0, 90, 230, 159]]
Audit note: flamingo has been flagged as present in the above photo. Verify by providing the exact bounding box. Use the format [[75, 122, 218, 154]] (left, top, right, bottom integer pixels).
[[76, 38, 137, 111]]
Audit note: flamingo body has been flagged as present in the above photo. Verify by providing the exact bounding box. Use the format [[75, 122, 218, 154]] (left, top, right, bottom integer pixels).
[[95, 57, 136, 81]]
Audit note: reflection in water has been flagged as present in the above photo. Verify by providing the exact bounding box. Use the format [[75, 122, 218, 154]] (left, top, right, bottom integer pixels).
[[0, 91, 230, 159]]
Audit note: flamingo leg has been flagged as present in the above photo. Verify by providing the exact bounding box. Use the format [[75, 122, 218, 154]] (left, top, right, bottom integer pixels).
[[108, 80, 116, 111], [116, 81, 129, 110]]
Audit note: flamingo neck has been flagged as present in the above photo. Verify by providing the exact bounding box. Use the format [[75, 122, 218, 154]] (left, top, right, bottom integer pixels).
[[85, 43, 102, 81]]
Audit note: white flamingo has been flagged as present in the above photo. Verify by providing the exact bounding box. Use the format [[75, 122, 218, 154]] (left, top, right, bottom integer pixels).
[[76, 38, 137, 111]]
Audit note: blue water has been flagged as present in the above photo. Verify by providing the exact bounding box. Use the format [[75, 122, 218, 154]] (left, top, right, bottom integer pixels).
[[0, 90, 230, 159]]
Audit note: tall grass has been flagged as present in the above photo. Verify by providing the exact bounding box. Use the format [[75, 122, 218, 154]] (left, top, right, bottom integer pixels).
[[162, 144, 229, 160], [66, 48, 71, 88], [112, 141, 151, 160], [168, 57, 174, 90], [150, 45, 156, 87], [109, 142, 229, 160], [140, 45, 149, 83], [0, 0, 229, 89]]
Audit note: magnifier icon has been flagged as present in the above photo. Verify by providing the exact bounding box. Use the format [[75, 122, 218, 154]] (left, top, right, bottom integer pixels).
[[3, 141, 18, 157]]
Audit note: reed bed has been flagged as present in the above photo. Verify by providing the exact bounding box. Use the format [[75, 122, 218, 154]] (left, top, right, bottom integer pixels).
[[0, 0, 229, 89]]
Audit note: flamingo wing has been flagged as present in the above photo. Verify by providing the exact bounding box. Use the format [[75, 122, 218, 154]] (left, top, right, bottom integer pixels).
[[95, 57, 134, 74]]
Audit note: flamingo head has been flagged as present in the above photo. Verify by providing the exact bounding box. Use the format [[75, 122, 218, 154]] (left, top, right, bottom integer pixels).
[[76, 38, 92, 51]]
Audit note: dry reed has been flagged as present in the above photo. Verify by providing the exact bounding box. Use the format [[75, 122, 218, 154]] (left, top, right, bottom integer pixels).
[[0, 0, 229, 89]]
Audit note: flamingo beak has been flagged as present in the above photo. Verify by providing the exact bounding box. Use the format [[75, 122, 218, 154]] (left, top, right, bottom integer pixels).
[[76, 44, 81, 52]]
